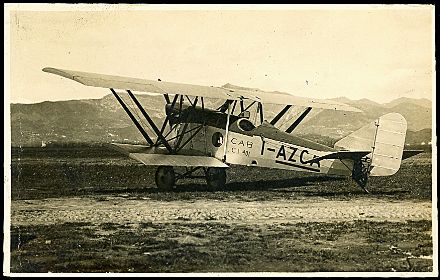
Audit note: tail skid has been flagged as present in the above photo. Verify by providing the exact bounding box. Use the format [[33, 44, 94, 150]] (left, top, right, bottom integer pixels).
[[351, 157, 372, 193]]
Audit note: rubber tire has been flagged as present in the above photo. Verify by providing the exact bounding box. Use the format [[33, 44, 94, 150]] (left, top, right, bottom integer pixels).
[[155, 166, 175, 190], [206, 168, 226, 190]]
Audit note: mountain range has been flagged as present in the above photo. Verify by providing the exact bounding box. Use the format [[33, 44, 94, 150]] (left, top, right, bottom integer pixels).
[[10, 92, 432, 147]]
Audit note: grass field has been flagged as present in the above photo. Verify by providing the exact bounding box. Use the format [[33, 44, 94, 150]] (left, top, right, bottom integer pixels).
[[7, 146, 434, 273], [9, 146, 433, 201], [10, 220, 433, 273]]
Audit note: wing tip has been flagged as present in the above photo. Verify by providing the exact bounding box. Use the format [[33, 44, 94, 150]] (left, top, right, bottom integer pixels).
[[42, 67, 76, 80], [42, 67, 52, 72], [42, 67, 61, 73], [42, 67, 60, 74]]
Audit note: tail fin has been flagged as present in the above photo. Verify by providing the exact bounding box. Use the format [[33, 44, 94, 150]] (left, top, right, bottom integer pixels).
[[335, 113, 407, 176]]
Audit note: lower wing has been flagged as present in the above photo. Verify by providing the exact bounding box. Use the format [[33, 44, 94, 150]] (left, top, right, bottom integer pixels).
[[108, 143, 228, 167]]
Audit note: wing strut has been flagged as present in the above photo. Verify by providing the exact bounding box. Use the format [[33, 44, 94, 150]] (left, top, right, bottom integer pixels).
[[173, 96, 207, 153], [174, 96, 202, 152], [218, 100, 234, 113], [270, 105, 292, 126], [157, 94, 179, 145], [285, 107, 312, 133], [222, 100, 232, 162], [110, 88, 154, 145], [126, 90, 174, 153], [258, 102, 264, 125], [164, 93, 170, 104], [240, 100, 245, 112]]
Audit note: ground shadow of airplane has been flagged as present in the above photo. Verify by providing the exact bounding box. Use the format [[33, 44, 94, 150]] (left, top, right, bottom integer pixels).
[[90, 175, 347, 196]]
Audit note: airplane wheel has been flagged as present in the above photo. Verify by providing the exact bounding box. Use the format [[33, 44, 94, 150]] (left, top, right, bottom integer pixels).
[[155, 166, 175, 190], [206, 168, 226, 190]]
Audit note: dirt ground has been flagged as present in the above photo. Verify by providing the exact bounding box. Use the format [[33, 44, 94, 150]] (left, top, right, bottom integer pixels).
[[7, 147, 435, 273]]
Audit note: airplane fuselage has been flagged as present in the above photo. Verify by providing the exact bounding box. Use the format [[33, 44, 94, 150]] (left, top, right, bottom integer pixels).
[[169, 105, 353, 176]]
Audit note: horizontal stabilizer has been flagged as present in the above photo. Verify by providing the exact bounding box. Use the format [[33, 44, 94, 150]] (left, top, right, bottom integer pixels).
[[129, 153, 229, 167], [303, 151, 371, 164], [334, 113, 407, 176], [402, 150, 424, 160]]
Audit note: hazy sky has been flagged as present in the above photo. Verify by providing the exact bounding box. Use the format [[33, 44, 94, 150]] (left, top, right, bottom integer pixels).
[[6, 4, 434, 104]]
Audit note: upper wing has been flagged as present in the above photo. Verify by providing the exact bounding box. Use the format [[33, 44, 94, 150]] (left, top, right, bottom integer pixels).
[[43, 67, 361, 112]]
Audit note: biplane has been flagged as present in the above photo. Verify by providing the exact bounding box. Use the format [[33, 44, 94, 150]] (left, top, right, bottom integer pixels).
[[43, 67, 423, 193]]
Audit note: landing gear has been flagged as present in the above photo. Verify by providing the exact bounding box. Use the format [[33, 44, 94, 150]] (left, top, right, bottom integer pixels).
[[154, 166, 227, 191], [205, 167, 226, 190], [352, 159, 371, 193], [155, 166, 175, 190]]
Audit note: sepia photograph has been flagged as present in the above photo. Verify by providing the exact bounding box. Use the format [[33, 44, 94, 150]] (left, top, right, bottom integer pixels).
[[4, 3, 437, 276]]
